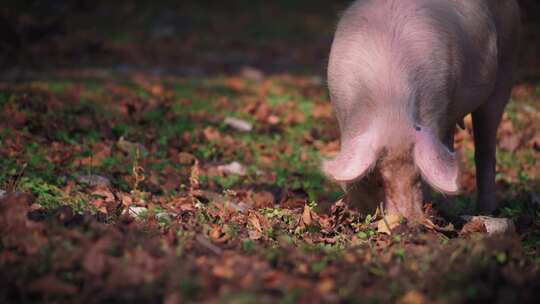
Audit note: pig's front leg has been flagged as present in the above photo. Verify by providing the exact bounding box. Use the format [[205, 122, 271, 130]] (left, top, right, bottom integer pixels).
[[472, 66, 514, 213]]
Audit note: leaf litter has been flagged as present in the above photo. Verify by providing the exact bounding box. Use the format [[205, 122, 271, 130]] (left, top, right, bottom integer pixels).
[[1, 1, 540, 302]]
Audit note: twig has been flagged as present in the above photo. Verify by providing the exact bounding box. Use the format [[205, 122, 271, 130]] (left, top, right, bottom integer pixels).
[[189, 158, 200, 204], [11, 163, 27, 191], [131, 146, 145, 193]]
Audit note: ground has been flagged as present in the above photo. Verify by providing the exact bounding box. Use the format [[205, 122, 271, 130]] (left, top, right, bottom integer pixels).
[[1, 1, 539, 303]]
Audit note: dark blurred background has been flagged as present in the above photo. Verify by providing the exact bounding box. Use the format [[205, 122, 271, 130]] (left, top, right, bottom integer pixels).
[[1, 0, 539, 79]]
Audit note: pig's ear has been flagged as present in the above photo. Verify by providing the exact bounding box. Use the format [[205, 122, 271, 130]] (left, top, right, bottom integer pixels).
[[322, 132, 379, 183], [413, 128, 460, 194]]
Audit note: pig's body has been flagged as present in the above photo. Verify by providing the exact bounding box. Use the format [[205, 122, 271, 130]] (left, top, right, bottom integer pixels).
[[323, 0, 520, 220]]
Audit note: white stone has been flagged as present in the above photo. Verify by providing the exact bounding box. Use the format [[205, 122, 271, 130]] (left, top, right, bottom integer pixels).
[[462, 215, 516, 235], [218, 161, 247, 176], [224, 117, 252, 132], [128, 206, 148, 218], [77, 175, 111, 187]]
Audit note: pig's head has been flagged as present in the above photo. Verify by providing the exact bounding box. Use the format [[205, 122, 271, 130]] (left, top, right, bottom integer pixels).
[[322, 124, 459, 221]]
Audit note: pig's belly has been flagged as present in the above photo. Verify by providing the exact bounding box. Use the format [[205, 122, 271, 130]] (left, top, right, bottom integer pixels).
[[450, 65, 499, 123], [454, 85, 493, 117]]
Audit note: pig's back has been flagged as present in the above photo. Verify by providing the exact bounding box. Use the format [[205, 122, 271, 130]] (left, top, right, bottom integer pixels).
[[447, 0, 520, 121], [327, 0, 517, 136]]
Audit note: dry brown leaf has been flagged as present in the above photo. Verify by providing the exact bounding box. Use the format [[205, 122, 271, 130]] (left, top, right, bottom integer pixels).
[[209, 225, 223, 240], [398, 290, 427, 304], [213, 264, 234, 279], [248, 213, 262, 232], [248, 212, 263, 240], [377, 214, 401, 235], [317, 278, 335, 294], [116, 137, 147, 155], [251, 191, 274, 208], [91, 186, 115, 202], [91, 199, 107, 214], [178, 152, 196, 165], [461, 216, 515, 236], [225, 77, 246, 92], [301, 205, 313, 226], [460, 218, 487, 236], [203, 127, 221, 141], [311, 103, 332, 119]]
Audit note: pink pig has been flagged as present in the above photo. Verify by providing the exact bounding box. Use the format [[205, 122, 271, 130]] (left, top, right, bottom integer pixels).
[[322, 0, 520, 221]]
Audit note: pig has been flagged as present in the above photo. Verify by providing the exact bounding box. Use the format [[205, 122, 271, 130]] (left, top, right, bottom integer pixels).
[[322, 0, 520, 221]]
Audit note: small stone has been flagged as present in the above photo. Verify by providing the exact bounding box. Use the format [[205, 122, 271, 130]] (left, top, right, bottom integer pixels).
[[128, 206, 148, 218], [225, 201, 250, 213], [0, 189, 6, 199], [77, 175, 111, 187], [156, 211, 173, 222], [116, 137, 148, 155], [461, 215, 515, 235], [240, 66, 264, 81], [218, 161, 247, 176], [224, 117, 252, 132]]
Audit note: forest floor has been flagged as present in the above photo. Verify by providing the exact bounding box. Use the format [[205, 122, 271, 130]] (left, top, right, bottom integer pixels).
[[1, 1, 539, 303]]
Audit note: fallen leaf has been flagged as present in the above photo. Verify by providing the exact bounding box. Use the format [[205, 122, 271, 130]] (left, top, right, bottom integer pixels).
[[117, 137, 148, 155], [460, 217, 487, 235], [317, 278, 335, 294], [301, 205, 313, 226], [91, 186, 115, 202], [377, 214, 401, 235], [248, 213, 263, 240], [251, 191, 274, 208], [213, 264, 234, 279], [209, 225, 223, 240], [398, 290, 426, 304], [203, 127, 222, 141]]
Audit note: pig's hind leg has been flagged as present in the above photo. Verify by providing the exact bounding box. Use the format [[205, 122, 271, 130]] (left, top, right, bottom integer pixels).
[[471, 66, 514, 213]]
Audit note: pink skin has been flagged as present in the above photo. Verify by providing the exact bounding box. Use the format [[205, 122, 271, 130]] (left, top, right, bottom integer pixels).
[[322, 0, 520, 220]]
